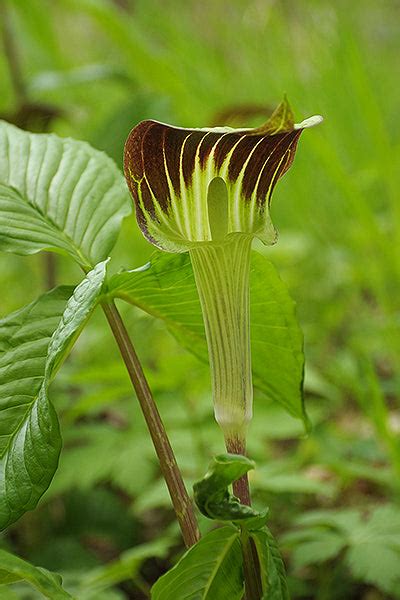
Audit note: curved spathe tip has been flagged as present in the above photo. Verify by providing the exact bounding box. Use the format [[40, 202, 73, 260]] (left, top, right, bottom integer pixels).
[[294, 115, 324, 130]]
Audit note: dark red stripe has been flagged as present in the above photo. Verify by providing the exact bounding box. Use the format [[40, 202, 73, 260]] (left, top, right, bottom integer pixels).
[[141, 123, 171, 212], [198, 132, 224, 169], [228, 134, 270, 184], [255, 130, 302, 205], [124, 120, 304, 219], [182, 131, 208, 186], [213, 132, 242, 171], [163, 126, 190, 196]]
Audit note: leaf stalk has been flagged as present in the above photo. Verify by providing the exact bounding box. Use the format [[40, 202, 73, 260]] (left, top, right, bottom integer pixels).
[[102, 300, 200, 548]]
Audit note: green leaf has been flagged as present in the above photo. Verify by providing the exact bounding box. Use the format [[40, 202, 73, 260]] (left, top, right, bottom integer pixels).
[[0, 287, 70, 529], [250, 529, 290, 600], [48, 423, 155, 499], [347, 543, 400, 594], [80, 539, 170, 596], [44, 261, 108, 377], [253, 464, 336, 498], [151, 526, 243, 600], [0, 549, 73, 599], [0, 261, 107, 529], [0, 120, 131, 268], [290, 532, 346, 569], [346, 505, 400, 594], [287, 505, 400, 594], [109, 250, 306, 423], [193, 454, 262, 522]]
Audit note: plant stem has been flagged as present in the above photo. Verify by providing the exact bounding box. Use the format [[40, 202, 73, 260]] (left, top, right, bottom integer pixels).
[[102, 300, 200, 548], [226, 436, 251, 506], [190, 236, 262, 597], [241, 529, 263, 600]]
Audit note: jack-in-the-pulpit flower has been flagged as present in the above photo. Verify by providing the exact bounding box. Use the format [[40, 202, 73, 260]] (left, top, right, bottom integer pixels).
[[124, 99, 322, 451]]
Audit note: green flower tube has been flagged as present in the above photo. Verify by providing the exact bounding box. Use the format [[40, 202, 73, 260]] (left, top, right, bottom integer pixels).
[[124, 99, 322, 449]]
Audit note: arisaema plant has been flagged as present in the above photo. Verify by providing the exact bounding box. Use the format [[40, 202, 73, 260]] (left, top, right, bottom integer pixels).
[[0, 98, 321, 599], [124, 98, 322, 502], [122, 98, 322, 599]]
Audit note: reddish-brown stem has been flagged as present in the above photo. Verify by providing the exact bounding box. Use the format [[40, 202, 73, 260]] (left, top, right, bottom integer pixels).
[[225, 436, 251, 506], [102, 300, 200, 548]]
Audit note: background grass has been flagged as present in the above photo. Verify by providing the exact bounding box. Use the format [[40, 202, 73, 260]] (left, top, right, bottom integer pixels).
[[0, 1, 399, 598]]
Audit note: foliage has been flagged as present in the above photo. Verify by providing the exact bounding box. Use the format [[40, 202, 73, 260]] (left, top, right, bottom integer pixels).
[[0, 118, 307, 537], [0, 260, 106, 529], [283, 504, 400, 596], [0, 117, 300, 596], [154, 455, 289, 599], [152, 527, 243, 600], [110, 250, 306, 423], [0, 0, 399, 598], [0, 549, 73, 599], [0, 121, 131, 268], [193, 454, 260, 522]]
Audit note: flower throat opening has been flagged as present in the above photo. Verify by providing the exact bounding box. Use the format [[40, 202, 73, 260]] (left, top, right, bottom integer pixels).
[[207, 177, 229, 241]]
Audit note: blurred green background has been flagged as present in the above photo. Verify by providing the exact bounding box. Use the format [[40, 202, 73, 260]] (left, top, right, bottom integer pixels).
[[1, 0, 400, 598]]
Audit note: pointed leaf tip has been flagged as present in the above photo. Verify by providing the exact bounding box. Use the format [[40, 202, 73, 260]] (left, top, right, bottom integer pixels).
[[254, 96, 295, 135]]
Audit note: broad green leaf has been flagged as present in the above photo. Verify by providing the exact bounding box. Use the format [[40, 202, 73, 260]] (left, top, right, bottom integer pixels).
[[0, 549, 73, 599], [250, 529, 290, 600], [193, 454, 262, 522], [0, 120, 131, 268], [0, 261, 107, 529], [0, 287, 71, 529], [109, 250, 306, 423], [151, 526, 243, 600]]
